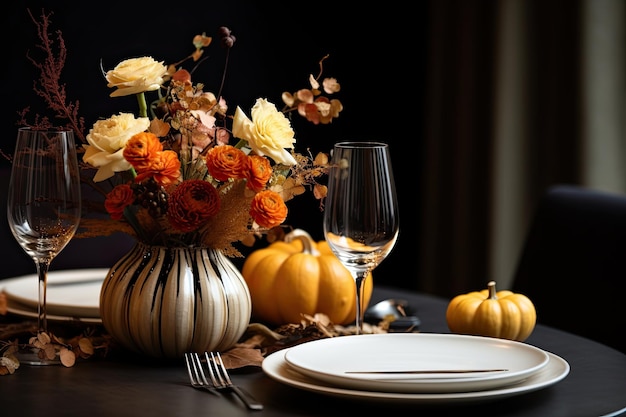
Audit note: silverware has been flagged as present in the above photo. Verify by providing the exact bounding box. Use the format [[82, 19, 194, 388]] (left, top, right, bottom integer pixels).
[[184, 352, 221, 396], [364, 299, 421, 331], [204, 352, 264, 411], [345, 369, 508, 374]]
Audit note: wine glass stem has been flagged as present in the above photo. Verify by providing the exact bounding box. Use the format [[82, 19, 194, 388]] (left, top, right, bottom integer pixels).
[[354, 272, 369, 335], [36, 261, 51, 334]]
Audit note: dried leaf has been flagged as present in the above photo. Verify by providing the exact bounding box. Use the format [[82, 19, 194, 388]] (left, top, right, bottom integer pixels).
[[220, 347, 264, 369], [0, 354, 20, 374], [37, 332, 51, 345], [313, 184, 327, 199], [245, 323, 286, 342], [280, 178, 306, 201], [236, 333, 268, 349], [313, 152, 328, 166], [30, 337, 45, 349], [5, 343, 19, 355], [59, 347, 76, 367], [0, 292, 7, 315], [43, 344, 56, 360], [78, 337, 94, 355]]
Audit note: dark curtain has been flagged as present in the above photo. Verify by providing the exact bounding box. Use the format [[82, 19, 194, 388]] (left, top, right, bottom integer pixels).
[[417, 0, 585, 298]]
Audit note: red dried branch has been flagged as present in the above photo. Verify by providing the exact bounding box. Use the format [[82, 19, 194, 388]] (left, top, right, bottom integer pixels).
[[23, 9, 86, 143]]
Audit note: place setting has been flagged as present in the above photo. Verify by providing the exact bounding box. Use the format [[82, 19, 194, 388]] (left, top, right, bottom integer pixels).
[[262, 332, 570, 405], [0, 268, 107, 324], [260, 140, 567, 405]]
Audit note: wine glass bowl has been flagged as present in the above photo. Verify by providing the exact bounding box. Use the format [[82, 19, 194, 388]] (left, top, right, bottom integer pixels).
[[323, 141, 399, 334], [6, 127, 81, 364], [324, 233, 397, 272]]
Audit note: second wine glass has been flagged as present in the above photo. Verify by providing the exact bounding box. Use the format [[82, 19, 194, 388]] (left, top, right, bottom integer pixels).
[[6, 127, 82, 365], [323, 141, 399, 334]]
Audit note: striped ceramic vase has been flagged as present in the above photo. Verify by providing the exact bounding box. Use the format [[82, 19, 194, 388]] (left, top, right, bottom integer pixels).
[[99, 242, 252, 358]]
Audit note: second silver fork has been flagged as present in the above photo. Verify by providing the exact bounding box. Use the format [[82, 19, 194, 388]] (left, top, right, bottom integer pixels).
[[205, 351, 264, 411]]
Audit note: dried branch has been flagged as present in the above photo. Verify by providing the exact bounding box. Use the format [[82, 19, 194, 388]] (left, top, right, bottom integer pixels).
[[22, 8, 85, 142]]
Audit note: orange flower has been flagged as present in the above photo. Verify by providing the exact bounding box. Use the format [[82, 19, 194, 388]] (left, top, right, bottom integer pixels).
[[123, 132, 163, 171], [249, 190, 288, 229], [66, 27, 333, 252], [104, 184, 135, 220], [167, 180, 220, 232], [244, 154, 272, 192], [135, 150, 181, 186], [206, 145, 247, 181]]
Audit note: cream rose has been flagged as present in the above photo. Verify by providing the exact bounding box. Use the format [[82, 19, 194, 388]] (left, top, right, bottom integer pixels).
[[83, 113, 150, 182], [231, 98, 297, 166], [106, 57, 169, 97]]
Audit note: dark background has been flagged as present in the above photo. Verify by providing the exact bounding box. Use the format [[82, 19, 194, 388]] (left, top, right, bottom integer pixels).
[[1, 2, 424, 289]]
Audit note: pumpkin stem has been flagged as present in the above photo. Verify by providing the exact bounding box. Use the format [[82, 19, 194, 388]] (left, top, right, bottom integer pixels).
[[284, 229, 321, 256], [487, 281, 498, 299]]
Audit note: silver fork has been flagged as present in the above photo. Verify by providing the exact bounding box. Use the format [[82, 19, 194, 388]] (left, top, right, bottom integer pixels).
[[184, 352, 221, 396], [204, 351, 264, 411]]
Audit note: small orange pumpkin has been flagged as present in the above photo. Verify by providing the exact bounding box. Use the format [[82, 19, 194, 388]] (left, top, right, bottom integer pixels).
[[446, 281, 537, 342], [241, 229, 373, 326]]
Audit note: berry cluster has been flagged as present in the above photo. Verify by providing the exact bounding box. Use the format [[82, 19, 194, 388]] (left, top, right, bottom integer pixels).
[[131, 178, 168, 218]]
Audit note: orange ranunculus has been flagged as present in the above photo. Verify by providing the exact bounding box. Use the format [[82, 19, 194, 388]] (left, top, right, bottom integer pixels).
[[244, 154, 272, 192], [249, 189, 288, 229], [104, 183, 135, 220], [135, 150, 181, 186], [167, 180, 220, 232], [123, 132, 164, 171], [206, 145, 247, 181]]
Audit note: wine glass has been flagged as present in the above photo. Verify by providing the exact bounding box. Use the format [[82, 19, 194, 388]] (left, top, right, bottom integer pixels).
[[323, 141, 399, 334], [7, 127, 82, 365]]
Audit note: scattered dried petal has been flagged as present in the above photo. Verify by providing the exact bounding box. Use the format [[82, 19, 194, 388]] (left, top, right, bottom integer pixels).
[[59, 347, 76, 367], [220, 347, 264, 369], [78, 337, 94, 355], [0, 293, 7, 315], [0, 355, 19, 374]]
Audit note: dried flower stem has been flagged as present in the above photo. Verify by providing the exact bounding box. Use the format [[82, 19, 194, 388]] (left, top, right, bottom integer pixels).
[[23, 9, 85, 141]]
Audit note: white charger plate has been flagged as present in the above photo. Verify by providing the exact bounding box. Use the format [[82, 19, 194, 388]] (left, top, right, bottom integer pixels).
[[283, 333, 550, 393], [263, 348, 570, 404], [0, 268, 108, 318]]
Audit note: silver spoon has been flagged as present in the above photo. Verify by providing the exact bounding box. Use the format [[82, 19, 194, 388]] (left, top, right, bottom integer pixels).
[[364, 299, 421, 331]]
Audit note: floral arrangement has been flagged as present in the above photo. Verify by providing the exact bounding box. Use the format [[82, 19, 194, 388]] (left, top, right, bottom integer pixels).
[[0, 9, 343, 373], [17, 10, 342, 257]]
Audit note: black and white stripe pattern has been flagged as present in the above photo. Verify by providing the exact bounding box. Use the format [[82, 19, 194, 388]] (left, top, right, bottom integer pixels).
[[100, 242, 252, 358]]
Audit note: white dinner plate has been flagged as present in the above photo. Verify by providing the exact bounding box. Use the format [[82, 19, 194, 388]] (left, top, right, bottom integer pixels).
[[4, 303, 102, 324], [263, 348, 570, 405], [283, 333, 550, 393], [0, 268, 108, 318]]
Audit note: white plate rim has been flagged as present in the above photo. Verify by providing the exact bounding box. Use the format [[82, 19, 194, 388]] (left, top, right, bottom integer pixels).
[[4, 304, 102, 324], [0, 268, 108, 319], [262, 348, 570, 404], [283, 333, 550, 393]]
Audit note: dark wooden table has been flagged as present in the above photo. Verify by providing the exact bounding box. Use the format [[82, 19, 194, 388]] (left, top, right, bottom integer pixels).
[[2, 285, 626, 417]]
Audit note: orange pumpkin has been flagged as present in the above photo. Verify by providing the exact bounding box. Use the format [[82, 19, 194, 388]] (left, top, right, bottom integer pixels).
[[446, 281, 537, 342], [241, 229, 373, 326]]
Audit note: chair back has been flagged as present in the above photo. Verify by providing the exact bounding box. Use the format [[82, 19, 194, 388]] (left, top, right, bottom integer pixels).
[[512, 185, 626, 354]]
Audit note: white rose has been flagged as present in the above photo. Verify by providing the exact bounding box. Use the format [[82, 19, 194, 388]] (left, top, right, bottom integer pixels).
[[231, 98, 297, 166], [83, 113, 150, 182], [106, 57, 169, 97]]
